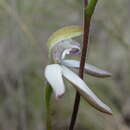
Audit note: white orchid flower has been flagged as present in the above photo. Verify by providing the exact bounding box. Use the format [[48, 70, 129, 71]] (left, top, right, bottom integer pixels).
[[44, 26, 112, 115]]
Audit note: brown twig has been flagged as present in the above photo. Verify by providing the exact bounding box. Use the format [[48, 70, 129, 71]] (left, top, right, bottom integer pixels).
[[69, 0, 98, 129], [69, 1, 90, 130]]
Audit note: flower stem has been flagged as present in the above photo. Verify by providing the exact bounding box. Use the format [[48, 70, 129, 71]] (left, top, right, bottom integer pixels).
[[45, 83, 52, 130], [69, 0, 98, 129]]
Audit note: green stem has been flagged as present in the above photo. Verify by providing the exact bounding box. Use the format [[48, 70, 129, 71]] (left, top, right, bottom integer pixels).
[[69, 0, 98, 129], [45, 83, 52, 130], [85, 0, 98, 17]]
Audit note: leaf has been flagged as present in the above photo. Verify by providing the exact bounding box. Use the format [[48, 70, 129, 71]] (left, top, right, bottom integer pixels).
[[45, 83, 52, 130]]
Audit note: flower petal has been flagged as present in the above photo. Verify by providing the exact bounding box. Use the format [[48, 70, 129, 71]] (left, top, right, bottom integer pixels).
[[44, 64, 65, 99], [61, 65, 112, 115], [61, 59, 112, 78], [51, 39, 80, 63], [47, 26, 83, 52]]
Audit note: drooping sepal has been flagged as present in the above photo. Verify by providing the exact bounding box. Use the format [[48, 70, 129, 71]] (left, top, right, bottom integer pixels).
[[61, 65, 112, 115], [61, 59, 112, 78]]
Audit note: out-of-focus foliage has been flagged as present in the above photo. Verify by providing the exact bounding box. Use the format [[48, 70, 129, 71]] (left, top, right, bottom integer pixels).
[[0, 0, 130, 130]]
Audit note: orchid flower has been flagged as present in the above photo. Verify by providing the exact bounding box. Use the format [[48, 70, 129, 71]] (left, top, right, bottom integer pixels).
[[44, 25, 112, 129]]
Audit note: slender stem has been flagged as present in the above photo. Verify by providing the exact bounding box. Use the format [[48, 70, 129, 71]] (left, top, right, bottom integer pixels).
[[69, 0, 98, 129], [45, 83, 53, 130]]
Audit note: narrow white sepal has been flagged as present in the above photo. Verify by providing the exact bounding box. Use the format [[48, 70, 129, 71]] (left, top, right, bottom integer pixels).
[[44, 64, 65, 99], [61, 59, 111, 78], [61, 65, 112, 115]]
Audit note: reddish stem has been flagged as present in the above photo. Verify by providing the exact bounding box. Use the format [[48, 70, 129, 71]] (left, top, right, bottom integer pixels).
[[69, 0, 91, 129]]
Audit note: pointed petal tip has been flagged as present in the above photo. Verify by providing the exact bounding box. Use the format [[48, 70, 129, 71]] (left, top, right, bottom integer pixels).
[[88, 99, 113, 115], [102, 71, 112, 77], [107, 111, 113, 115], [88, 70, 112, 78], [86, 64, 112, 78], [95, 102, 113, 115], [103, 106, 113, 115], [104, 108, 113, 115]]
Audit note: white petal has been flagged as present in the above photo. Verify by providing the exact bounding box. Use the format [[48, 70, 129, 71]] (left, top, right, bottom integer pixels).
[[61, 59, 111, 78], [44, 64, 65, 99], [61, 49, 71, 60], [61, 65, 112, 115]]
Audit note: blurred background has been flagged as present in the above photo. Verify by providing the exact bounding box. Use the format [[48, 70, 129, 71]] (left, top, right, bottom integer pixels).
[[0, 0, 130, 130]]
